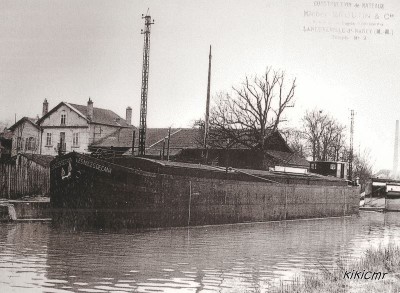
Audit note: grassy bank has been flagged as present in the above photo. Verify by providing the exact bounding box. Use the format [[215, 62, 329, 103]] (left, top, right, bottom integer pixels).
[[272, 245, 400, 293]]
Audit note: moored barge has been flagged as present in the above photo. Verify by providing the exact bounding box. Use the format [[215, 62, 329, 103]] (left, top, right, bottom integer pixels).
[[50, 152, 360, 229]]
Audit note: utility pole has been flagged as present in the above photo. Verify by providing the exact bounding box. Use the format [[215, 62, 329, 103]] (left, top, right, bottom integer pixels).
[[132, 130, 136, 156], [167, 127, 171, 161], [203, 45, 212, 163], [349, 110, 354, 182], [138, 11, 154, 156]]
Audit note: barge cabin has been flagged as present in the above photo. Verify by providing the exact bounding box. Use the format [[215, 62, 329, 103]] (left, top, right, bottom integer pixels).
[[309, 161, 348, 179]]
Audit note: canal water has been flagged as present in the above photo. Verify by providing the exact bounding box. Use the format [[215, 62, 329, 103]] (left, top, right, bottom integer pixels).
[[1, 211, 400, 293]]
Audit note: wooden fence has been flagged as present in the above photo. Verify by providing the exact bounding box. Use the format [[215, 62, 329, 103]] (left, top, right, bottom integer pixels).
[[0, 161, 50, 199]]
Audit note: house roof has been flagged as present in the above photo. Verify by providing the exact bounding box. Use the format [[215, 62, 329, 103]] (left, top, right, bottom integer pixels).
[[206, 129, 292, 151], [8, 117, 39, 131], [90, 127, 136, 148], [0, 129, 13, 140], [90, 128, 202, 149], [37, 102, 130, 127], [16, 153, 55, 167], [265, 150, 309, 167], [91, 128, 301, 159], [69, 103, 131, 127]]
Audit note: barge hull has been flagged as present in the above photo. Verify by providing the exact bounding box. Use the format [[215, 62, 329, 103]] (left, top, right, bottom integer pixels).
[[50, 153, 360, 229]]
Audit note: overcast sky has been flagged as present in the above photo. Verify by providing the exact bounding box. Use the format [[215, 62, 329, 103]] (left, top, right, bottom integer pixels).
[[0, 0, 399, 170]]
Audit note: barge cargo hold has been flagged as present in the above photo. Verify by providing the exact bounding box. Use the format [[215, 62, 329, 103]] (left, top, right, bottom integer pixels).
[[50, 152, 360, 229]]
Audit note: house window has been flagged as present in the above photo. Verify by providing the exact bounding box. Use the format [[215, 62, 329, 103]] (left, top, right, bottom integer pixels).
[[61, 113, 66, 125], [311, 163, 316, 170], [16, 137, 22, 150], [46, 133, 52, 146], [73, 133, 79, 147], [25, 137, 35, 151], [330, 163, 336, 170]]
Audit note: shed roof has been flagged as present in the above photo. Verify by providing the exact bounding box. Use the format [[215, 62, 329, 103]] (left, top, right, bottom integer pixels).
[[17, 153, 55, 167]]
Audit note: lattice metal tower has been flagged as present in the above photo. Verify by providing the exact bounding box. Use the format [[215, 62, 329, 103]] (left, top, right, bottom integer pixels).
[[138, 12, 154, 156], [349, 110, 354, 181]]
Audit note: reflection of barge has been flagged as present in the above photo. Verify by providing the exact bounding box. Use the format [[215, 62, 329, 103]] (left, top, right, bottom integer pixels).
[[386, 183, 400, 211], [50, 152, 360, 229]]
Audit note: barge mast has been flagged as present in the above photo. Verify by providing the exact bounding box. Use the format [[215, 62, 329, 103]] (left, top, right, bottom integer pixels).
[[203, 45, 212, 162]]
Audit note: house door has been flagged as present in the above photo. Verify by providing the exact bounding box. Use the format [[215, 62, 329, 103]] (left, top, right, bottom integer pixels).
[[59, 132, 66, 152]]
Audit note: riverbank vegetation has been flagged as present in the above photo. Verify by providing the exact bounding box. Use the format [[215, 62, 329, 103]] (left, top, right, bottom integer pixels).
[[270, 245, 400, 293]]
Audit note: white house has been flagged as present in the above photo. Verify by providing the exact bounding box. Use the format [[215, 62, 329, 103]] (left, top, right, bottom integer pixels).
[[36, 98, 133, 156]]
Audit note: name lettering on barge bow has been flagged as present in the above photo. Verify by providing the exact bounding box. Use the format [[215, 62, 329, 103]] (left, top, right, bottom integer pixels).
[[51, 158, 72, 171], [77, 157, 112, 174]]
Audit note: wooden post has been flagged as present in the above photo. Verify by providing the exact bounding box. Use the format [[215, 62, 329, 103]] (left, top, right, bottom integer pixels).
[[188, 181, 192, 226], [384, 190, 387, 211], [225, 138, 230, 173], [132, 130, 136, 157], [162, 139, 166, 160], [167, 128, 171, 161], [7, 164, 11, 199], [284, 186, 288, 220]]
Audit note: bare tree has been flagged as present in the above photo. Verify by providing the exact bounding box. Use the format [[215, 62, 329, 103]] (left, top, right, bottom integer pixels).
[[352, 149, 374, 191], [330, 130, 347, 161], [320, 118, 346, 161], [282, 128, 306, 157], [208, 67, 296, 149], [302, 109, 329, 161], [302, 109, 346, 161]]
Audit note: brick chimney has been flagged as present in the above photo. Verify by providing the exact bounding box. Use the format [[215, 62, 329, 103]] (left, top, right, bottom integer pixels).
[[126, 106, 132, 125], [87, 98, 93, 120], [42, 99, 49, 116]]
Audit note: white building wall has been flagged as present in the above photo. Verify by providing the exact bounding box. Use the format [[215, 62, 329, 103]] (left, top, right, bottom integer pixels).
[[41, 128, 90, 156], [40, 105, 91, 156], [89, 124, 122, 145], [39, 104, 122, 156], [40, 105, 88, 127], [11, 122, 41, 157]]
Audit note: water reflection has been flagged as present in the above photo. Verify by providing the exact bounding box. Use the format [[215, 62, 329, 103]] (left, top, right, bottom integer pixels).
[[1, 212, 400, 292]]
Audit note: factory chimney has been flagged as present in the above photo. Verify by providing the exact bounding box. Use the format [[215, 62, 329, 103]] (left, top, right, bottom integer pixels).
[[393, 120, 399, 179]]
